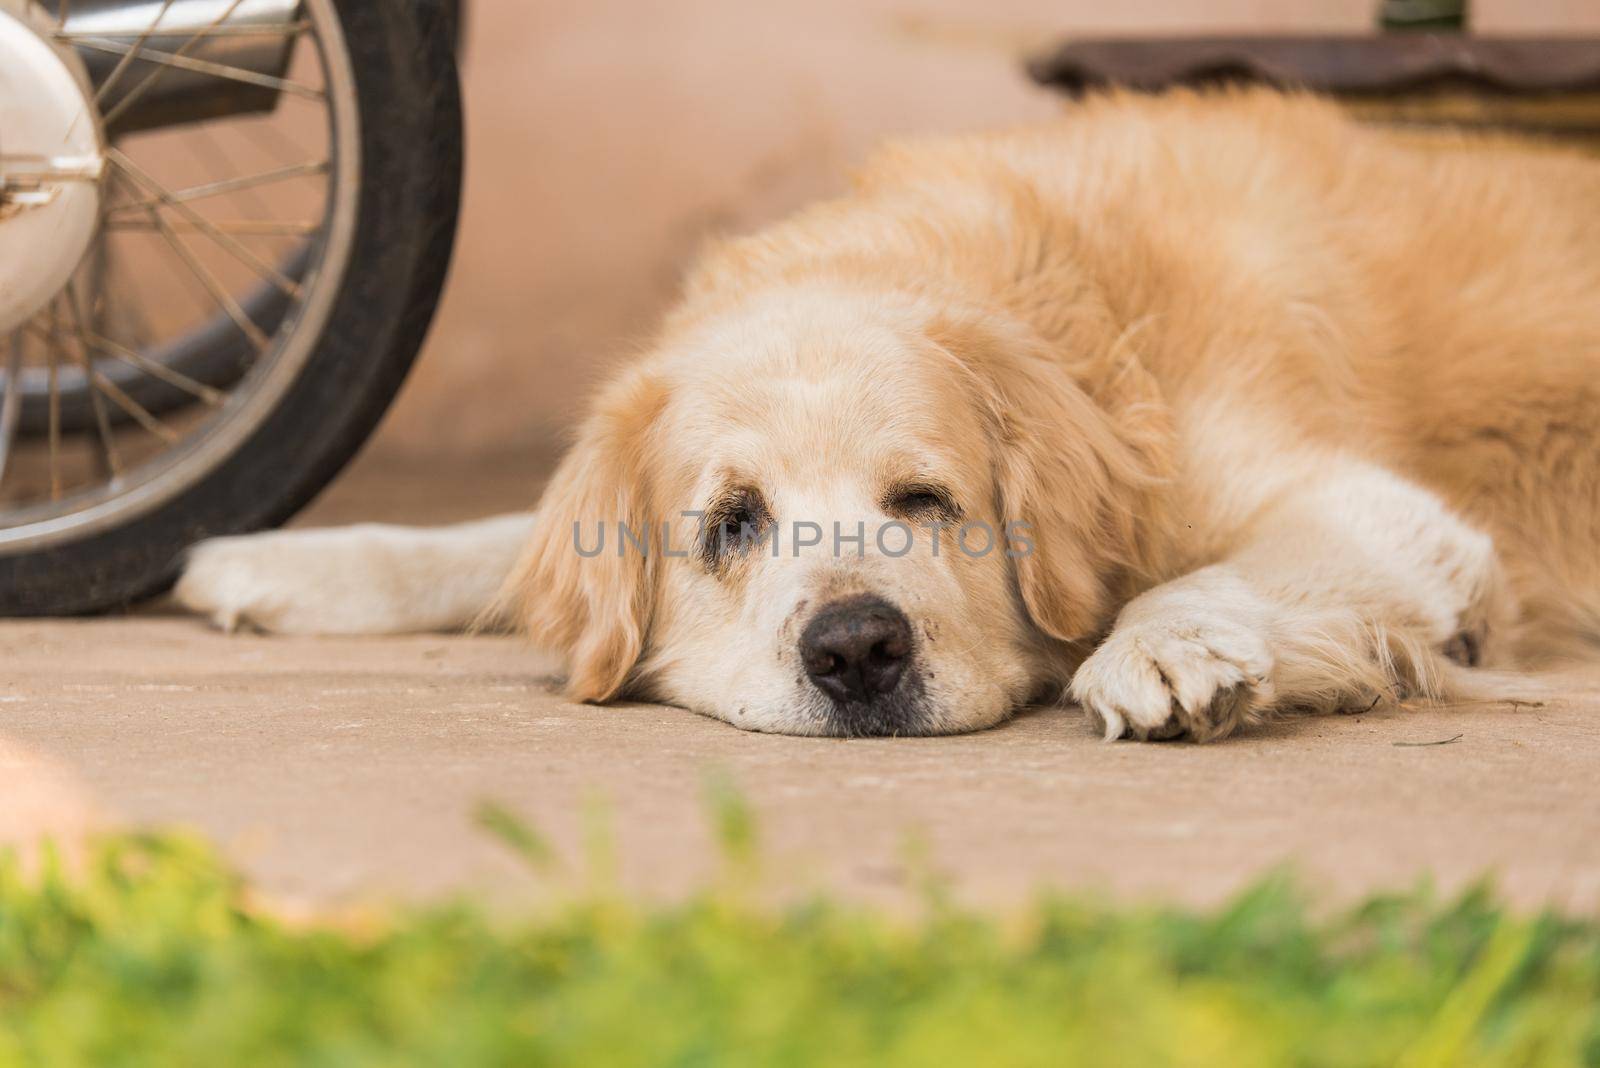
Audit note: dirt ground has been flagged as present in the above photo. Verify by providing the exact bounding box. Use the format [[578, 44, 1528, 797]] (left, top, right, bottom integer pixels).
[[5, 455, 1599, 911]]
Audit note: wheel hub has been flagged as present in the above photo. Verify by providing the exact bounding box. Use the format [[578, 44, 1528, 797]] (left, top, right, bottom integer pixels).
[[0, 2, 105, 335]]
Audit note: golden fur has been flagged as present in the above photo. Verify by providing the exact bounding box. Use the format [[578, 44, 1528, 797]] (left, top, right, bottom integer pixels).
[[180, 88, 1600, 740]]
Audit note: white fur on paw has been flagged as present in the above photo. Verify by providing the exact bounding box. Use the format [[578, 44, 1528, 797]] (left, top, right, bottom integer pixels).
[[175, 530, 395, 635], [177, 534, 314, 633], [1071, 616, 1275, 743]]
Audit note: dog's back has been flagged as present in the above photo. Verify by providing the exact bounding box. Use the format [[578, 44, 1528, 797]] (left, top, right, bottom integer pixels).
[[842, 89, 1600, 659]]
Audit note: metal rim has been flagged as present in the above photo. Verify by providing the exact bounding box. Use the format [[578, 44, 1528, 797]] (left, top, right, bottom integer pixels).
[[0, 0, 361, 553]]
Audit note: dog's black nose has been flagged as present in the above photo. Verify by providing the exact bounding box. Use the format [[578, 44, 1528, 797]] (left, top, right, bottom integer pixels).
[[800, 596, 912, 704]]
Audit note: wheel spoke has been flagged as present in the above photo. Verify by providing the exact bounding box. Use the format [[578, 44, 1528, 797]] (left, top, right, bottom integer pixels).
[[54, 295, 123, 479], [91, 0, 179, 107], [90, 371, 179, 442], [66, 281, 180, 459], [99, 0, 249, 129], [46, 320, 62, 501], [187, 128, 274, 221], [89, 332, 226, 406], [66, 281, 181, 444], [0, 334, 22, 490], [76, 35, 325, 103], [105, 217, 321, 236], [123, 188, 272, 353], [110, 150, 304, 298], [26, 323, 227, 407], [57, 21, 312, 42], [106, 159, 329, 216]]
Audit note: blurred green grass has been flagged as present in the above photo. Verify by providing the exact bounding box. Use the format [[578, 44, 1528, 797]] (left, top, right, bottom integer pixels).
[[0, 797, 1596, 1067]]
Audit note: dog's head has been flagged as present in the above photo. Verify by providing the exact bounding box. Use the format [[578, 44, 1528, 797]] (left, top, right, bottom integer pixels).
[[500, 285, 1164, 735]]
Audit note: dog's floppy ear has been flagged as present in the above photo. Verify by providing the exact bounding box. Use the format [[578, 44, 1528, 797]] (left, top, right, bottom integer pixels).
[[495, 369, 669, 701], [931, 312, 1170, 643]]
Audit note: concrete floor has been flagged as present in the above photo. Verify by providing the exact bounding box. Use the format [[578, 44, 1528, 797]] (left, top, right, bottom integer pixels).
[[5, 456, 1599, 912]]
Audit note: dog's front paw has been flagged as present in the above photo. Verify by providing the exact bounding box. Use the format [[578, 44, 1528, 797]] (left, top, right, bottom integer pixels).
[[174, 533, 316, 633], [174, 529, 403, 635], [1071, 615, 1275, 742]]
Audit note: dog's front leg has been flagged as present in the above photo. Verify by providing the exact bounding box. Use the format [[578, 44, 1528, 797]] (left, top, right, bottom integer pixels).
[[1071, 462, 1502, 741], [175, 513, 538, 635]]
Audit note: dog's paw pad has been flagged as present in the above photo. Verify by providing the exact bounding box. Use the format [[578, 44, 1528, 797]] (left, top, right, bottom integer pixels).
[[1441, 623, 1487, 667]]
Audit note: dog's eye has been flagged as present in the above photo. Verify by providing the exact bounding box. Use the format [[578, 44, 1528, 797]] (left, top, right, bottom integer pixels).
[[717, 507, 758, 544], [699, 490, 769, 570], [885, 485, 960, 521]]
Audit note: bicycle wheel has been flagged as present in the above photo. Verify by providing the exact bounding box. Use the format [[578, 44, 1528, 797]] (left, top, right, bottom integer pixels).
[[0, 0, 463, 614]]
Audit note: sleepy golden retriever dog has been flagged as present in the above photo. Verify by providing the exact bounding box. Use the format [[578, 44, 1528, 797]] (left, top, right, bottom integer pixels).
[[177, 88, 1600, 740]]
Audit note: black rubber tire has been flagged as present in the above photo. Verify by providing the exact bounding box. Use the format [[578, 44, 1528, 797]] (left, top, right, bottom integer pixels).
[[0, 0, 464, 615]]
